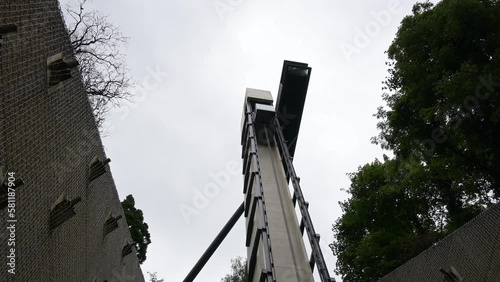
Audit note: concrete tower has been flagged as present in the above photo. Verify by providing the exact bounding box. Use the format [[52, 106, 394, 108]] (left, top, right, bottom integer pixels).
[[241, 61, 334, 282]]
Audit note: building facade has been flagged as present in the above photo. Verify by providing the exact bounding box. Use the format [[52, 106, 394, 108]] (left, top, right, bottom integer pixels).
[[380, 203, 500, 281], [0, 1, 144, 281]]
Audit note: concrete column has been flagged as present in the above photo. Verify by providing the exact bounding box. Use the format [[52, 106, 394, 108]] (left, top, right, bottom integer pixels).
[[257, 144, 314, 282], [243, 88, 314, 282]]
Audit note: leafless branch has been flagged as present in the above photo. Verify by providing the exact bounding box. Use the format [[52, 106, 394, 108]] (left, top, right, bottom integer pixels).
[[65, 0, 133, 133]]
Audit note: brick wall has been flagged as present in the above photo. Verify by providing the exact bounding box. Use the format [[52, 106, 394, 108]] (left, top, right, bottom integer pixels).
[[380, 203, 500, 282], [0, 0, 145, 281]]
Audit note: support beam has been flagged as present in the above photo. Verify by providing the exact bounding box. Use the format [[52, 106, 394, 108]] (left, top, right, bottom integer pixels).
[[183, 202, 244, 282]]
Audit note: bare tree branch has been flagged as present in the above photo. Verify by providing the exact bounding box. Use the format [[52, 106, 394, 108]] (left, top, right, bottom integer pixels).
[[65, 0, 133, 133], [67, 0, 86, 37]]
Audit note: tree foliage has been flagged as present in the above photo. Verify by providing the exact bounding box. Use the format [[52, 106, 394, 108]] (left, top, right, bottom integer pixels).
[[122, 194, 151, 264], [221, 256, 247, 282], [147, 272, 164, 282], [376, 0, 500, 227], [65, 0, 132, 130], [332, 1, 500, 281], [331, 157, 446, 281]]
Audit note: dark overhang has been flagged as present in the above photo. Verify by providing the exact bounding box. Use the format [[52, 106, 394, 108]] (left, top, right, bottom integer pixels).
[[275, 60, 312, 158]]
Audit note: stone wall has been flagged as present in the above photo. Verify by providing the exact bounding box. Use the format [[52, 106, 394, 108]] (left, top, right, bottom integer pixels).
[[0, 1, 144, 281], [380, 203, 500, 282]]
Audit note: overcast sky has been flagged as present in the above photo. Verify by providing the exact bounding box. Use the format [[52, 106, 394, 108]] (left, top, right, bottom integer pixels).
[[61, 0, 438, 281]]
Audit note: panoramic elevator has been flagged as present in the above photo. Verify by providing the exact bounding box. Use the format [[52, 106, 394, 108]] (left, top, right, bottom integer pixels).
[[240, 61, 333, 282], [184, 61, 334, 282]]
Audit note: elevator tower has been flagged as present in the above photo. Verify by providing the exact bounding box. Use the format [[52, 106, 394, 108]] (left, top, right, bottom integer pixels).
[[241, 61, 334, 282], [183, 61, 334, 282]]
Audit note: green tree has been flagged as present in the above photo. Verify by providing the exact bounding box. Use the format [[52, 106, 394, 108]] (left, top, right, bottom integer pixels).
[[221, 256, 247, 282], [121, 194, 151, 264], [374, 0, 500, 221], [331, 157, 445, 281], [333, 0, 500, 281]]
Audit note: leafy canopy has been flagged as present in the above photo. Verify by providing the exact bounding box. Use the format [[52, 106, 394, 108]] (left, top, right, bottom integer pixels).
[[331, 157, 445, 281], [332, 1, 500, 281], [122, 194, 151, 264], [221, 256, 247, 282]]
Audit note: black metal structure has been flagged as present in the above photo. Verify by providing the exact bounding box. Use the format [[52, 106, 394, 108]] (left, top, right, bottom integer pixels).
[[183, 202, 245, 282], [274, 117, 334, 282], [273, 61, 334, 282], [184, 60, 334, 282], [275, 61, 312, 158]]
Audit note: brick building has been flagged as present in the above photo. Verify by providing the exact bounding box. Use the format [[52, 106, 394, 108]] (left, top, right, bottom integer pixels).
[[0, 0, 145, 281], [380, 203, 500, 282]]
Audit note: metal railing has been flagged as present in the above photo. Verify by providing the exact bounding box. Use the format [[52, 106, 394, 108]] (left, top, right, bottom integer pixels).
[[273, 117, 335, 282]]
